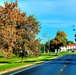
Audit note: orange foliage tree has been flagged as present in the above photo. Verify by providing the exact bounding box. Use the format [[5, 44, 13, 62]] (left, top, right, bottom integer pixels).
[[50, 30, 67, 54], [0, 0, 40, 58]]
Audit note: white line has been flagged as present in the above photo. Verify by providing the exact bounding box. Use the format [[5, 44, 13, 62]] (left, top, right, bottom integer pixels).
[[9, 61, 51, 75], [10, 64, 42, 75]]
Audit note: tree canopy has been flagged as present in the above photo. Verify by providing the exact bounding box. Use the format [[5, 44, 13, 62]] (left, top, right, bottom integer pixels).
[[50, 30, 67, 52], [66, 39, 75, 44], [0, 0, 41, 58]]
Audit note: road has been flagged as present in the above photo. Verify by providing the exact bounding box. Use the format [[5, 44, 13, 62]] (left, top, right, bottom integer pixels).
[[2, 54, 76, 75]]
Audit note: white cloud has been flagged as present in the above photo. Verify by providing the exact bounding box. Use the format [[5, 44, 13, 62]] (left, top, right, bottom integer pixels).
[[41, 19, 76, 28], [17, 0, 76, 23], [1, 0, 76, 27]]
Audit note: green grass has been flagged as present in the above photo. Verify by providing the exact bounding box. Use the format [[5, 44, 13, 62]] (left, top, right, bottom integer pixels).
[[0, 63, 26, 71], [0, 54, 57, 72], [59, 51, 76, 56], [0, 58, 21, 63], [0, 53, 3, 58], [0, 51, 76, 72], [58, 51, 69, 56]]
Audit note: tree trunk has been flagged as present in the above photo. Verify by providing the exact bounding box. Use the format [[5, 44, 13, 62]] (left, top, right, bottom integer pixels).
[[21, 56, 24, 63]]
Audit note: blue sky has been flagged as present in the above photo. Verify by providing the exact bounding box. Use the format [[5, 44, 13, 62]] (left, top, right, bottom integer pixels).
[[0, 0, 76, 43]]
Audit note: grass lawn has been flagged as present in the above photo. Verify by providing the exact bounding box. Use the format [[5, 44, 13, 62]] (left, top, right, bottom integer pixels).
[[59, 51, 76, 56], [0, 51, 76, 73], [0, 53, 57, 72]]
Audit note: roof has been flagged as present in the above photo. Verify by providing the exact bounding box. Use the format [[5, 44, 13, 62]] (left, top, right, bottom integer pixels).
[[66, 44, 76, 46]]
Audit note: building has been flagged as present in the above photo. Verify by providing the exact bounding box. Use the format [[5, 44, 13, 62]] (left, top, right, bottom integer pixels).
[[66, 44, 76, 52], [60, 44, 76, 52], [60, 46, 67, 52]]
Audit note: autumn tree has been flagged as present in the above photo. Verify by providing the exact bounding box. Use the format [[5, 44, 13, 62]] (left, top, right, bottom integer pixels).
[[0, 0, 40, 59], [29, 39, 40, 56], [22, 15, 41, 56], [50, 31, 67, 55]]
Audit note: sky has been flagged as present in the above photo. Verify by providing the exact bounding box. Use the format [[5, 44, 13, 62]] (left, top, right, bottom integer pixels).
[[0, 0, 76, 43]]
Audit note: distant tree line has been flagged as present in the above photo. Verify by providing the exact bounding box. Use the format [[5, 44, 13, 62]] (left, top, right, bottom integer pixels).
[[40, 31, 75, 54]]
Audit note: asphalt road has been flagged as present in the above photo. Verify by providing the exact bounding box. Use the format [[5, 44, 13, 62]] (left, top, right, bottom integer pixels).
[[2, 54, 76, 75]]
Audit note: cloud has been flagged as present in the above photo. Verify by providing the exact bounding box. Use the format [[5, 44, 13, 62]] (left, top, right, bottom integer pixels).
[[18, 0, 54, 13], [0, 0, 76, 27], [41, 19, 76, 28], [18, 0, 76, 14], [18, 0, 76, 28], [1, 0, 76, 18], [17, 0, 76, 24]]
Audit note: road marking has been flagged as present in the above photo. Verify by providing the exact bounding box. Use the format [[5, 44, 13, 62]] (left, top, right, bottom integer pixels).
[[9, 63, 42, 75], [60, 69, 63, 72], [60, 65, 67, 72], [64, 65, 66, 67], [9, 60, 52, 75]]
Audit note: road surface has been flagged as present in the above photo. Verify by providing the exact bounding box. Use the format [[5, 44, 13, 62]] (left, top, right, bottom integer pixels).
[[2, 54, 76, 75]]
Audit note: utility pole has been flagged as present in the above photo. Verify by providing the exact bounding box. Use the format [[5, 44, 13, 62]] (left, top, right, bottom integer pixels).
[[43, 33, 46, 54]]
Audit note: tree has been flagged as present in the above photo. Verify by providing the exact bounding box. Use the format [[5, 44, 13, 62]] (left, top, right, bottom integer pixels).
[[45, 41, 50, 53], [29, 39, 40, 56], [50, 31, 67, 55], [0, 1, 23, 58], [39, 43, 44, 53], [0, 1, 41, 59], [66, 39, 75, 44], [22, 15, 41, 56]]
